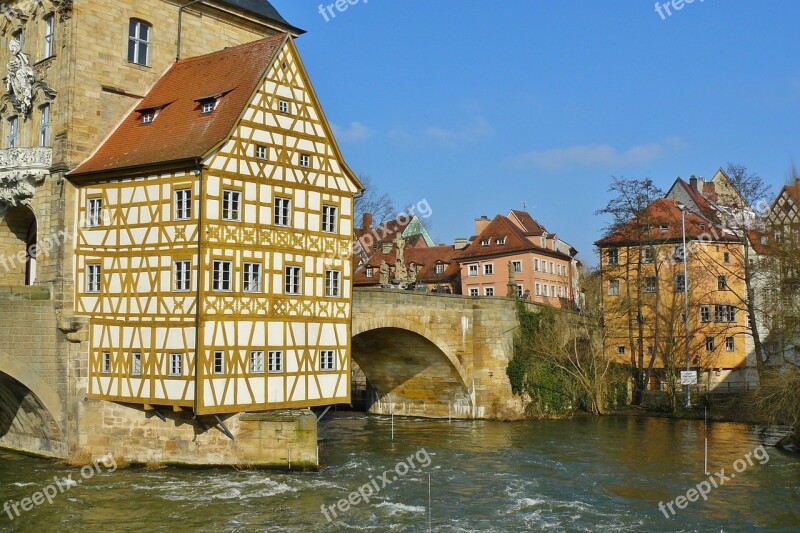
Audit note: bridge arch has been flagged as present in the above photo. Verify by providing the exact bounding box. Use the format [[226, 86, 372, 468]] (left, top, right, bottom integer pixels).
[[351, 316, 472, 418], [0, 349, 64, 446]]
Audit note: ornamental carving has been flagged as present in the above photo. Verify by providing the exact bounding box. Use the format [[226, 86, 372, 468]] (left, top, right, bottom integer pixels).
[[6, 39, 34, 117], [0, 147, 51, 207]]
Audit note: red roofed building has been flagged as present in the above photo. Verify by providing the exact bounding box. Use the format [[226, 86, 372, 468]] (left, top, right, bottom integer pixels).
[[68, 32, 363, 416], [353, 242, 462, 294], [455, 211, 580, 308]]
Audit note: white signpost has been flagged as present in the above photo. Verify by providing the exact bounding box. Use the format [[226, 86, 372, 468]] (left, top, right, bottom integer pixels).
[[680, 370, 698, 385]]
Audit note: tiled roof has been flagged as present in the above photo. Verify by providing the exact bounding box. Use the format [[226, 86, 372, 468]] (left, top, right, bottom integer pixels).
[[218, 0, 305, 34], [456, 215, 572, 262], [353, 245, 461, 286], [70, 34, 288, 177], [748, 230, 772, 255], [677, 179, 720, 222], [595, 198, 738, 246], [508, 209, 546, 236]]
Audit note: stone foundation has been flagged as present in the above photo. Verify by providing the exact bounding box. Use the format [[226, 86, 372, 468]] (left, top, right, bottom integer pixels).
[[74, 400, 318, 468]]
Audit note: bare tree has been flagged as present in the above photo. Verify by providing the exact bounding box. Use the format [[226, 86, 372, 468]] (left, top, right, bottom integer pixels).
[[354, 174, 396, 228]]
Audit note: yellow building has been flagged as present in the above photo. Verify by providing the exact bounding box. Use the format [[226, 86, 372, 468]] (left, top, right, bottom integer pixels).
[[596, 198, 751, 391], [69, 34, 363, 415]]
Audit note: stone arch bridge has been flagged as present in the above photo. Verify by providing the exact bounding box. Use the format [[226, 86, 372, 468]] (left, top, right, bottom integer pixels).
[[351, 288, 528, 420]]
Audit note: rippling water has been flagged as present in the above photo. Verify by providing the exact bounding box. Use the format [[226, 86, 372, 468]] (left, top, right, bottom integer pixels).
[[1, 414, 798, 531]]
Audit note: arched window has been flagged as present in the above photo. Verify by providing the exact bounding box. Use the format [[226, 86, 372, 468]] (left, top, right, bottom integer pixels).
[[128, 19, 151, 66]]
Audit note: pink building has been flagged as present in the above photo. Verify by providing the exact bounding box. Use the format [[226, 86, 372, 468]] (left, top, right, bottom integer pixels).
[[455, 210, 580, 308]]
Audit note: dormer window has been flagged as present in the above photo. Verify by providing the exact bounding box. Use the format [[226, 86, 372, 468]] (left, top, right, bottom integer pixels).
[[436, 264, 444, 275], [497, 237, 506, 245], [366, 267, 374, 278], [140, 111, 155, 125], [660, 225, 669, 232], [200, 99, 216, 115], [481, 238, 490, 246]]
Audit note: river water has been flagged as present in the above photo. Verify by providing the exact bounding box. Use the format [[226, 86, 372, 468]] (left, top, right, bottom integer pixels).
[[0, 414, 798, 532]]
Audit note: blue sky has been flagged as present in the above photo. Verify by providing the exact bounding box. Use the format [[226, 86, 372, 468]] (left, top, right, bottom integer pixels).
[[273, 0, 800, 266]]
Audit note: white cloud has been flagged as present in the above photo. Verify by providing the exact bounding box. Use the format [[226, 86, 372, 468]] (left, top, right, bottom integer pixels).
[[509, 136, 686, 171], [332, 121, 372, 143], [425, 116, 495, 147]]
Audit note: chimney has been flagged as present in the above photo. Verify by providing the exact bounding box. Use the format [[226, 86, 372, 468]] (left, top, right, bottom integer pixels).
[[475, 216, 490, 236], [454, 237, 469, 250], [362, 212, 373, 231], [689, 175, 698, 191], [795, 178, 800, 189]]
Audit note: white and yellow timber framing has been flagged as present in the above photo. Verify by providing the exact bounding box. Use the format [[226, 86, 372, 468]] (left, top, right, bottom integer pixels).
[[74, 37, 364, 415]]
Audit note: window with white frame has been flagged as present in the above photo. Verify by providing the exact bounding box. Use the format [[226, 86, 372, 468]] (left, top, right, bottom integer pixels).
[[212, 260, 232, 291], [549, 262, 554, 273], [322, 205, 338, 233], [38, 104, 50, 146], [170, 353, 183, 376], [543, 284, 549, 297], [8, 116, 18, 148], [366, 267, 374, 278], [435, 264, 445, 274], [255, 144, 267, 160], [222, 190, 241, 221], [243, 262, 262, 293], [274, 197, 291, 226], [127, 19, 151, 66], [132, 352, 141, 376], [325, 270, 341, 297], [534, 258, 540, 271], [700, 305, 711, 323], [140, 111, 155, 124], [268, 350, 283, 373], [467, 264, 478, 277], [279, 100, 290, 114], [644, 276, 657, 293], [299, 153, 310, 167], [558, 286, 563, 297], [200, 99, 216, 115], [714, 305, 737, 323], [497, 237, 506, 245], [512, 261, 522, 273], [173, 260, 191, 292], [551, 285, 556, 297], [320, 350, 336, 371], [87, 264, 101, 292], [516, 285, 523, 298], [706, 336, 715, 352], [43, 14, 55, 58], [250, 350, 264, 373], [213, 351, 225, 374], [607, 249, 619, 265], [642, 246, 655, 264], [285, 266, 302, 295], [484, 287, 494, 296], [483, 263, 494, 275], [87, 197, 103, 227], [102, 352, 111, 373], [535, 283, 541, 296], [174, 188, 192, 220], [481, 238, 490, 246], [469, 287, 479, 296], [725, 336, 735, 352], [608, 279, 620, 296]]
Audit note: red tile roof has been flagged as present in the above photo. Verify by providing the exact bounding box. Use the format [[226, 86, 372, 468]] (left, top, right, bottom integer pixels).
[[677, 179, 720, 222], [508, 209, 546, 236], [595, 198, 738, 246], [455, 214, 572, 262], [70, 34, 288, 177], [353, 244, 461, 286]]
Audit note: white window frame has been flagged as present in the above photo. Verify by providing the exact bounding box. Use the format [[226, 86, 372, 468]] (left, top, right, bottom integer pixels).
[[169, 353, 183, 376], [212, 260, 232, 292], [484, 287, 494, 296], [608, 279, 620, 296], [299, 153, 311, 167], [274, 197, 291, 226], [243, 262, 262, 293], [483, 263, 494, 276], [467, 264, 478, 277], [511, 261, 522, 273], [250, 350, 265, 373], [268, 350, 283, 373], [102, 352, 111, 373], [285, 265, 302, 295], [644, 276, 657, 294], [706, 336, 716, 352], [700, 305, 711, 323], [535, 283, 541, 296], [279, 100, 290, 114], [38, 104, 50, 147], [325, 269, 341, 297], [222, 190, 241, 221], [642, 246, 655, 264], [534, 258, 540, 272], [213, 351, 225, 375], [543, 285, 549, 297], [607, 249, 619, 265], [436, 264, 445, 274], [8, 115, 18, 148], [725, 336, 735, 352], [43, 14, 55, 58], [128, 19, 151, 66], [320, 350, 336, 371], [87, 197, 103, 227], [468, 287, 479, 296], [366, 267, 374, 278], [174, 188, 192, 220], [201, 100, 215, 114], [87, 264, 101, 293], [255, 144, 267, 160], [132, 352, 142, 376], [516, 285, 524, 298], [322, 205, 338, 233], [173, 260, 191, 292]]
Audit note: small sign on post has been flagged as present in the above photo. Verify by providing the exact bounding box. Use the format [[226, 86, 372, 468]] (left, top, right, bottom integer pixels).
[[681, 370, 698, 385]]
